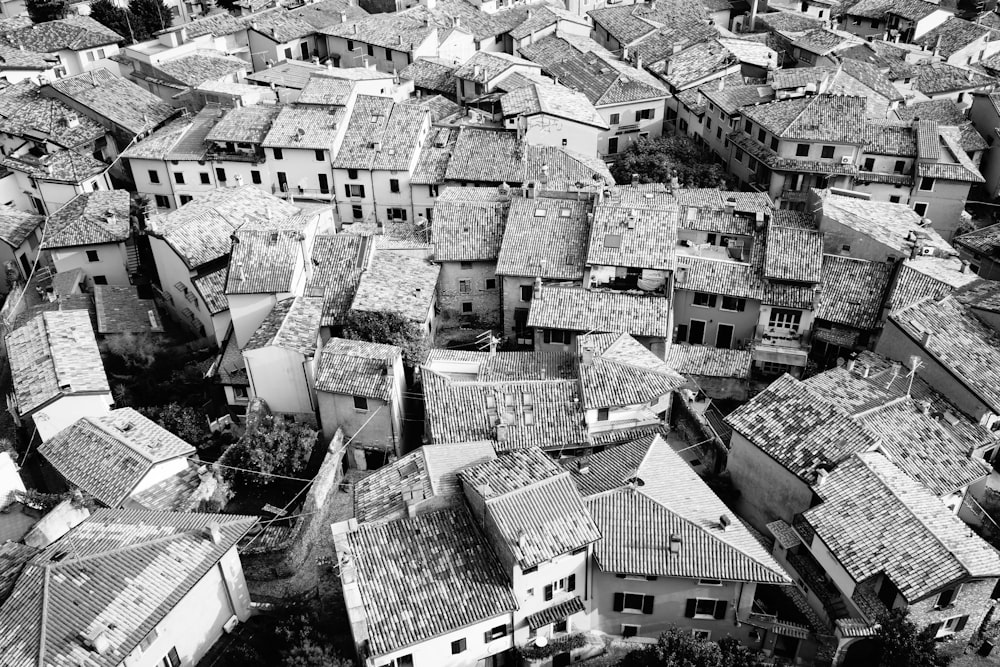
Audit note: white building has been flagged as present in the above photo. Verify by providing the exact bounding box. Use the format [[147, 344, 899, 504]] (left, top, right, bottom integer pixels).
[[39, 189, 133, 287]]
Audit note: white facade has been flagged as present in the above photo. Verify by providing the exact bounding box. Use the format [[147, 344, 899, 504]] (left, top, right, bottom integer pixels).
[[148, 236, 227, 342], [56, 44, 121, 77], [47, 241, 130, 287], [32, 393, 114, 442], [369, 612, 514, 667], [243, 342, 321, 418]]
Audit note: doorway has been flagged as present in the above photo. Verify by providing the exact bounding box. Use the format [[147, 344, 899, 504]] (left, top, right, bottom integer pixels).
[[716, 323, 734, 349], [689, 319, 706, 345]]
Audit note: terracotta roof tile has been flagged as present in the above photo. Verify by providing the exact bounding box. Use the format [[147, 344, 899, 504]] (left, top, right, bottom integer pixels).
[[431, 187, 509, 261], [587, 202, 678, 271], [665, 344, 753, 378], [245, 295, 323, 355], [816, 254, 892, 329], [315, 337, 400, 400], [764, 225, 824, 283], [528, 285, 672, 338], [578, 333, 685, 409], [93, 285, 164, 335]]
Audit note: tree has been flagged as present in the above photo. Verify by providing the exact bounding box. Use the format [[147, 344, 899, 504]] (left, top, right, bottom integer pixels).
[[26, 0, 68, 23], [218, 416, 317, 489], [610, 135, 733, 190], [344, 309, 428, 366], [869, 610, 952, 667], [89, 0, 133, 42], [137, 402, 213, 448], [128, 0, 172, 40]]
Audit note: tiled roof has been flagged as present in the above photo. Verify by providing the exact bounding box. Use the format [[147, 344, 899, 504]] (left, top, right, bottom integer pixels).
[[431, 188, 509, 262], [653, 40, 736, 90], [587, 202, 678, 271], [6, 310, 109, 415], [245, 295, 323, 356], [425, 348, 576, 381], [157, 52, 248, 87], [699, 75, 775, 115], [894, 98, 965, 124], [287, 0, 370, 28], [817, 191, 954, 256], [741, 94, 867, 143], [675, 188, 773, 214], [862, 119, 916, 156], [46, 68, 175, 136], [460, 448, 600, 568], [423, 370, 588, 451], [546, 51, 667, 107], [913, 61, 995, 95], [725, 374, 880, 483], [717, 37, 779, 69], [0, 16, 121, 52], [354, 442, 496, 522], [0, 81, 104, 149], [339, 508, 517, 657], [955, 221, 1000, 254], [0, 509, 255, 667], [168, 10, 247, 38], [129, 462, 204, 512], [304, 233, 370, 327], [579, 333, 684, 409], [226, 229, 302, 294], [454, 50, 540, 84], [843, 0, 940, 20], [261, 105, 347, 151], [351, 250, 439, 323], [0, 44, 55, 71], [816, 255, 891, 329], [38, 409, 194, 506], [838, 58, 903, 102], [665, 344, 753, 378], [0, 147, 106, 185], [756, 9, 825, 32], [0, 207, 42, 249], [791, 28, 859, 56], [500, 82, 607, 129], [954, 279, 1000, 314], [414, 94, 461, 123], [332, 95, 427, 171], [296, 73, 356, 106], [149, 186, 301, 269], [204, 104, 280, 144], [887, 257, 977, 311], [315, 337, 400, 401], [120, 117, 195, 160], [93, 285, 164, 335], [566, 433, 653, 497], [526, 596, 584, 629], [495, 194, 590, 279], [244, 59, 325, 89], [40, 189, 130, 249], [588, 1, 709, 48], [247, 8, 316, 42], [764, 225, 824, 283], [192, 265, 229, 315], [802, 452, 1000, 601], [891, 296, 1000, 413], [914, 17, 1000, 59], [729, 131, 858, 178], [582, 435, 790, 583], [528, 286, 672, 338], [321, 12, 435, 51], [400, 57, 458, 93]]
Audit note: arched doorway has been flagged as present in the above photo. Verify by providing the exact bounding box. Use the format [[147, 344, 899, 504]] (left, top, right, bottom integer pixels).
[[841, 638, 879, 666]]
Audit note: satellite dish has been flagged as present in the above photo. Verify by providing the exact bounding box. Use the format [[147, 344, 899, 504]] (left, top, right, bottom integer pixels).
[[534, 636, 548, 648]]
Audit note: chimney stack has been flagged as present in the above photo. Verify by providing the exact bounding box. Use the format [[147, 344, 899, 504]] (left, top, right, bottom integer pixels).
[[960, 260, 970, 273]]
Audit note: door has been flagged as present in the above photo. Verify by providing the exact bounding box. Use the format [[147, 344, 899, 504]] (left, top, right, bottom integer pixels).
[[716, 323, 733, 349], [18, 253, 30, 279], [301, 42, 310, 60], [608, 137, 618, 155], [277, 172, 288, 192], [689, 320, 706, 345]]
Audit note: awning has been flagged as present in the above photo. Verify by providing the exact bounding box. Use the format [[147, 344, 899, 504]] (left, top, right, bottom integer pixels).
[[526, 596, 585, 630], [814, 326, 860, 348], [753, 345, 808, 367]]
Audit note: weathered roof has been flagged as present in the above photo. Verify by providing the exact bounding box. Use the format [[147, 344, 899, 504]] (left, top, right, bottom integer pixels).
[[530, 47, 667, 107], [350, 250, 440, 323], [332, 95, 427, 170], [6, 310, 109, 416], [157, 52, 248, 87], [741, 94, 867, 143], [887, 257, 977, 311], [247, 8, 316, 42], [459, 448, 600, 568], [495, 194, 590, 279], [287, 0, 370, 28], [500, 82, 607, 129], [578, 333, 685, 409], [244, 295, 324, 356], [665, 344, 753, 379], [425, 348, 575, 381], [40, 190, 130, 249], [0, 44, 55, 72], [46, 68, 175, 136], [0, 15, 121, 52], [400, 56, 458, 94], [295, 73, 356, 106], [0, 509, 256, 667], [244, 59, 325, 89], [914, 17, 1000, 60], [454, 50, 541, 84], [321, 12, 435, 51], [315, 337, 400, 401], [226, 229, 303, 295], [304, 233, 370, 327], [0, 80, 103, 149], [0, 147, 105, 185], [816, 255, 892, 329], [955, 221, 1000, 255], [528, 286, 673, 338], [654, 40, 738, 90], [581, 435, 791, 583], [204, 104, 280, 144], [913, 61, 995, 95], [817, 191, 954, 256], [261, 105, 347, 151], [431, 187, 509, 262], [843, 0, 941, 20], [587, 202, 678, 271], [802, 452, 1000, 602], [38, 409, 194, 507], [587, 1, 709, 48], [764, 225, 824, 283], [191, 265, 229, 316], [339, 507, 517, 657], [0, 207, 42, 249], [93, 285, 164, 335]]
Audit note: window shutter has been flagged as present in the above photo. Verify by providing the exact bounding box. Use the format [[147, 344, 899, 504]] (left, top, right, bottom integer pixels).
[[709, 294, 718, 308], [926, 622, 942, 638], [613, 593, 625, 612], [344, 184, 351, 197], [359, 185, 365, 197], [568, 574, 576, 591], [616, 574, 627, 579], [955, 616, 969, 632], [543, 329, 551, 344], [685, 599, 697, 618], [714, 601, 728, 619], [642, 595, 655, 615], [646, 576, 658, 581], [484, 630, 491, 643], [544, 584, 553, 601]]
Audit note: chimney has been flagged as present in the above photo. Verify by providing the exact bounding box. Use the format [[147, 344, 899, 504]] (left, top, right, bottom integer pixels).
[[815, 468, 829, 487], [577, 457, 590, 475], [861, 364, 870, 378], [961, 260, 970, 273], [922, 331, 932, 346], [845, 357, 856, 372], [202, 522, 222, 544], [533, 275, 542, 298], [496, 421, 509, 442], [473, 64, 481, 78], [668, 533, 681, 554], [352, 23, 358, 34], [339, 10, 346, 22], [718, 75, 725, 91], [719, 514, 732, 531], [398, 34, 404, 45], [635, 54, 643, 71], [581, 343, 594, 366], [933, 34, 942, 57], [454, 16, 460, 27]]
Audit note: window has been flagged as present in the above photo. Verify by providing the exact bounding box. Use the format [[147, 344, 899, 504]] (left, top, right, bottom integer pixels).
[[485, 278, 496, 290], [462, 302, 473, 313], [795, 143, 810, 157], [759, 360, 791, 375], [686, 598, 727, 619], [699, 578, 723, 586], [768, 308, 801, 330], [93, 275, 108, 285], [608, 137, 618, 154], [345, 184, 365, 198], [174, 172, 185, 184], [233, 385, 249, 399], [273, 147, 283, 160], [609, 113, 620, 125], [460, 261, 473, 269], [251, 170, 262, 184], [486, 624, 508, 641], [392, 655, 414, 667], [148, 169, 160, 184], [86, 250, 100, 262], [348, 168, 358, 179], [495, 33, 503, 44], [200, 172, 210, 184], [315, 149, 325, 161], [914, 202, 928, 216], [352, 204, 363, 220], [757, 129, 766, 143], [544, 329, 570, 344], [821, 145, 834, 159], [154, 194, 169, 208], [862, 157, 875, 171], [216, 167, 226, 182], [706, 118, 712, 130], [318, 174, 329, 194], [935, 586, 960, 609], [353, 396, 369, 411], [428, 184, 439, 197], [720, 296, 746, 312], [301, 42, 309, 60], [770, 137, 779, 151], [451, 638, 467, 654], [520, 285, 533, 302], [553, 619, 568, 633], [459, 279, 471, 293], [284, 47, 293, 59], [385, 47, 392, 60], [161, 648, 181, 667], [870, 19, 878, 27], [744, 119, 752, 133], [597, 407, 609, 421], [390, 178, 400, 193], [347, 39, 355, 50], [735, 148, 744, 163], [387, 207, 407, 221], [919, 177, 935, 191], [179, 195, 193, 205], [622, 624, 640, 638], [366, 44, 374, 57], [614, 592, 654, 614], [693, 629, 712, 640], [894, 159, 906, 174], [87, 51, 96, 62], [277, 172, 288, 192], [935, 615, 969, 638], [636, 108, 654, 121], [841, 244, 851, 252], [716, 127, 722, 139], [889, 195, 901, 203], [692, 292, 717, 308]]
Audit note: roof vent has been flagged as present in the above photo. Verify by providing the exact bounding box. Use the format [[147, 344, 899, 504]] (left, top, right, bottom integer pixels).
[[80, 626, 111, 655], [719, 514, 732, 531], [577, 457, 590, 474], [668, 533, 682, 554], [202, 522, 223, 545], [116, 421, 134, 432]]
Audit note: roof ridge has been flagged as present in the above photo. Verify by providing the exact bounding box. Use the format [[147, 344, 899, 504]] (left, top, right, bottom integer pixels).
[[483, 466, 574, 503], [38, 566, 50, 667], [82, 415, 160, 464]]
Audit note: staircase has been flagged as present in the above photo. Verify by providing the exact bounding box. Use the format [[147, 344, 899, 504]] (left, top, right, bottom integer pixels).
[[125, 237, 141, 276]]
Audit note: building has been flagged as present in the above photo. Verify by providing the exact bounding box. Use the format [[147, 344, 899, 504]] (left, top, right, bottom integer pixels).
[[811, 254, 893, 364], [5, 310, 112, 442], [246, 11, 326, 72], [955, 222, 1000, 279], [837, 0, 951, 43], [912, 17, 1000, 67], [262, 105, 348, 202], [0, 44, 57, 84], [37, 408, 195, 508], [453, 50, 544, 103], [93, 284, 166, 337], [0, 509, 257, 667], [0, 207, 43, 293], [349, 249, 441, 342], [314, 337, 405, 468], [499, 82, 608, 156], [304, 233, 372, 339], [39, 190, 133, 287], [0, 16, 122, 77], [969, 92, 1000, 199]]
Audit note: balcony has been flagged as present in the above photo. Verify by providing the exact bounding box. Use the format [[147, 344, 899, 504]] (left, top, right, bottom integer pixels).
[[753, 328, 809, 368], [676, 240, 744, 264]]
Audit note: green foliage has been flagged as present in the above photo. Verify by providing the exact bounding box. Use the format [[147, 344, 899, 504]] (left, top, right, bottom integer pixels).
[[617, 629, 768, 667], [219, 416, 317, 490], [102, 333, 162, 371], [89, 0, 131, 40], [137, 402, 214, 448], [26, 0, 68, 23], [610, 135, 733, 190], [516, 633, 587, 661], [344, 309, 427, 366], [872, 609, 952, 667], [88, 0, 172, 43]]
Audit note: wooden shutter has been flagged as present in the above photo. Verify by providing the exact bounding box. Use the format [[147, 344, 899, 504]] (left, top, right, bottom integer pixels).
[[714, 601, 728, 619], [955, 616, 969, 632], [926, 622, 942, 638], [344, 184, 351, 197], [613, 593, 625, 612], [544, 584, 553, 601], [685, 599, 697, 618], [642, 595, 655, 615], [567, 574, 576, 591], [484, 630, 491, 643], [708, 294, 718, 308]]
